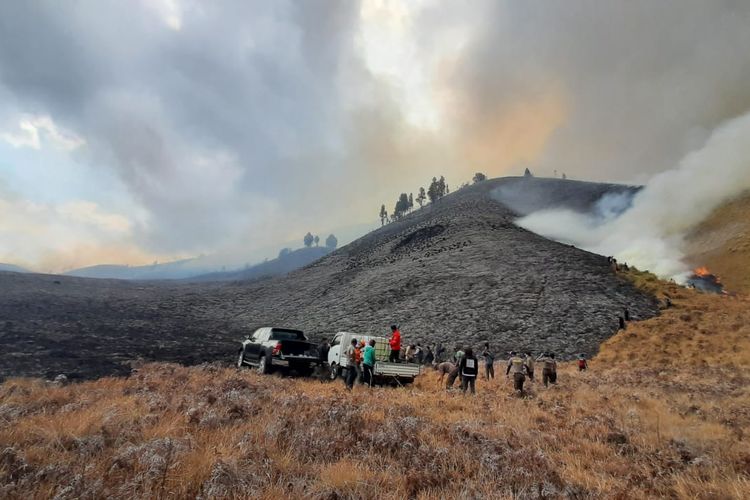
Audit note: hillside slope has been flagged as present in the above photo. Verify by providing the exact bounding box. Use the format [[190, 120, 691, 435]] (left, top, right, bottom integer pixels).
[[0, 177, 658, 380], [0, 279, 747, 499], [0, 263, 27, 273], [684, 192, 750, 294], [189, 246, 331, 282]]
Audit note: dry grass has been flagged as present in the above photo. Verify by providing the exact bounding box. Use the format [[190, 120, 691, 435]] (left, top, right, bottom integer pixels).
[[1, 280, 749, 499], [685, 192, 750, 295]]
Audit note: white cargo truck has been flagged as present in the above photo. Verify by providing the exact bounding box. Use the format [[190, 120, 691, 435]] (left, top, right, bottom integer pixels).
[[327, 331, 421, 385]]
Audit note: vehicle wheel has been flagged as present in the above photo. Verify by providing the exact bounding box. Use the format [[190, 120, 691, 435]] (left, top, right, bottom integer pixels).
[[237, 349, 245, 368], [257, 355, 270, 375], [329, 363, 339, 380]]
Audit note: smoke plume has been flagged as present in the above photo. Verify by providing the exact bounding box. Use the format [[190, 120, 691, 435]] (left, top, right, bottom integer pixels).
[[517, 112, 750, 281]]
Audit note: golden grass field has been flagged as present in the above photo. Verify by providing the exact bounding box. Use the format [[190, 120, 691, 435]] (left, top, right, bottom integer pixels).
[[1, 272, 749, 499], [686, 193, 750, 295]]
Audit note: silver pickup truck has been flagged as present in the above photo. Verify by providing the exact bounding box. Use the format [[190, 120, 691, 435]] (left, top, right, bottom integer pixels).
[[327, 331, 421, 385], [237, 327, 321, 375]]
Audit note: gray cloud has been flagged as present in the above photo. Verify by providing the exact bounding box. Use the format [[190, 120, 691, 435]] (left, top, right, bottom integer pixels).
[[1, 1, 750, 266], [436, 0, 750, 181]]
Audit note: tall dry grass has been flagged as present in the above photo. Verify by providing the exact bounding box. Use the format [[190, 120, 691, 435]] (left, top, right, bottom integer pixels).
[[1, 278, 749, 498]]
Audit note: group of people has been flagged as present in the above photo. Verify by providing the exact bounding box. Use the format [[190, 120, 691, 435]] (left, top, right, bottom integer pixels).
[[434, 344, 590, 396], [344, 337, 378, 389], [335, 325, 591, 395], [344, 324, 405, 390]]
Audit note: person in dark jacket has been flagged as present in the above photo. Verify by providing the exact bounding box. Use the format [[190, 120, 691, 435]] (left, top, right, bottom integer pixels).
[[459, 348, 479, 394], [481, 342, 495, 380]]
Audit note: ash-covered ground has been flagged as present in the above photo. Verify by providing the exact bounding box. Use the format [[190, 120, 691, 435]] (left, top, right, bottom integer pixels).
[[0, 177, 658, 380]]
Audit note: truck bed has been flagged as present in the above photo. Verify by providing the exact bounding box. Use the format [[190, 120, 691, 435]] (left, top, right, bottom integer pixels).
[[373, 361, 421, 378]]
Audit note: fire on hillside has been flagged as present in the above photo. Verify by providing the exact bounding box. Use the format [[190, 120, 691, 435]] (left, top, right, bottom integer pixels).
[[687, 267, 726, 294]]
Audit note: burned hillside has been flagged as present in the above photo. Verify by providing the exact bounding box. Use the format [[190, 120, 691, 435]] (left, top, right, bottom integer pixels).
[[0, 177, 659, 380]]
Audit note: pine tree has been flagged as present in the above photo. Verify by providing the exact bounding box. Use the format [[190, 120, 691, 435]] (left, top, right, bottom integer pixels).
[[427, 177, 438, 203], [314, 235, 320, 246], [408, 193, 414, 211], [524, 167, 533, 178], [304, 232, 314, 247], [416, 187, 426, 208], [325, 234, 338, 249], [379, 204, 388, 225]]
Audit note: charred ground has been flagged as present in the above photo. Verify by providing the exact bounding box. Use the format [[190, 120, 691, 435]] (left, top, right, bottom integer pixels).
[[0, 177, 657, 380]]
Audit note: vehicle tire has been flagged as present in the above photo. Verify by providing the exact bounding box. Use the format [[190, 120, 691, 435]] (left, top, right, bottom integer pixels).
[[237, 348, 245, 368], [257, 355, 271, 375], [329, 363, 339, 380]]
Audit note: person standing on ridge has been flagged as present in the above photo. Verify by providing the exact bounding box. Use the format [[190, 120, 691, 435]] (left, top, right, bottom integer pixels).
[[363, 339, 376, 387], [389, 325, 401, 362], [459, 348, 479, 394], [481, 342, 495, 380]]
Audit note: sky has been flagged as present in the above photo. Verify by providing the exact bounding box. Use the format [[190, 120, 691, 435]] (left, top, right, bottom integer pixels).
[[1, 0, 750, 272]]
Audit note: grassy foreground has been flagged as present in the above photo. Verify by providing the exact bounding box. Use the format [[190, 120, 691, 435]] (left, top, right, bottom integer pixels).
[[1, 281, 749, 498]]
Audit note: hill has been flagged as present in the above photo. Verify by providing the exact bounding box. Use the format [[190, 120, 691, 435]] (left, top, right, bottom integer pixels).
[[188, 246, 331, 282], [684, 192, 750, 294], [0, 274, 747, 498], [0, 177, 658, 380], [0, 263, 27, 273]]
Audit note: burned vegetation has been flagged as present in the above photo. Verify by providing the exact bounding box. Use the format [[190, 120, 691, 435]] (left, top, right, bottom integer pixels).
[[0, 177, 659, 381]]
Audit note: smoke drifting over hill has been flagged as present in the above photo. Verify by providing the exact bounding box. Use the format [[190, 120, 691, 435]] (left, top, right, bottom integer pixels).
[[1, 1, 750, 271], [517, 112, 750, 281]]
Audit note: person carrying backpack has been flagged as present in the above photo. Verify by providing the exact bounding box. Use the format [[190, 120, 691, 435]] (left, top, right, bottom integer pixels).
[[537, 352, 558, 387], [506, 351, 530, 394], [459, 348, 479, 394]]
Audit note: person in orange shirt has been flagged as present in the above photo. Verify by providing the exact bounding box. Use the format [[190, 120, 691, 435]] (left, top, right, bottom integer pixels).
[[388, 324, 401, 362]]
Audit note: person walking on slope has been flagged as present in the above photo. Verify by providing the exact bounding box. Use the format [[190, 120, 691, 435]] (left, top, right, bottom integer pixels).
[[345, 339, 358, 390], [525, 352, 535, 382], [537, 352, 558, 387], [506, 351, 530, 395], [459, 348, 479, 394], [577, 354, 588, 372], [481, 342, 495, 380], [389, 325, 401, 362], [362, 339, 376, 387]]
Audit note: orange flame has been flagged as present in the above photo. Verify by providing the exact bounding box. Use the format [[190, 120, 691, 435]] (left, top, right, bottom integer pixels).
[[694, 266, 711, 277]]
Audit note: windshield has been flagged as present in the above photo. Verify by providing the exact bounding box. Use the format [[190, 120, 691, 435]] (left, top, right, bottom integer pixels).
[[270, 329, 306, 341]]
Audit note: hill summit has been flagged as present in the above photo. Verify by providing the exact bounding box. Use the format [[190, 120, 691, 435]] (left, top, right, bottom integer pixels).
[[0, 177, 658, 380]]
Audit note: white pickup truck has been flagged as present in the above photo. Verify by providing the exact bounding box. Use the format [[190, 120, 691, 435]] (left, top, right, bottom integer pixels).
[[327, 331, 421, 385]]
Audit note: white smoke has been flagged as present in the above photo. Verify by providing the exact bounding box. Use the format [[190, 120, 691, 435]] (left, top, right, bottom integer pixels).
[[518, 111, 750, 282]]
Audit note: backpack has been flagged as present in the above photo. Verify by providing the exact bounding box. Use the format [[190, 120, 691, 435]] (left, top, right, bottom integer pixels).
[[462, 357, 478, 377], [578, 359, 586, 368]]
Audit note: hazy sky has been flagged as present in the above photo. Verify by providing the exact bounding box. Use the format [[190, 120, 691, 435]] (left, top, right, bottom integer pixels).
[[1, 0, 750, 272]]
